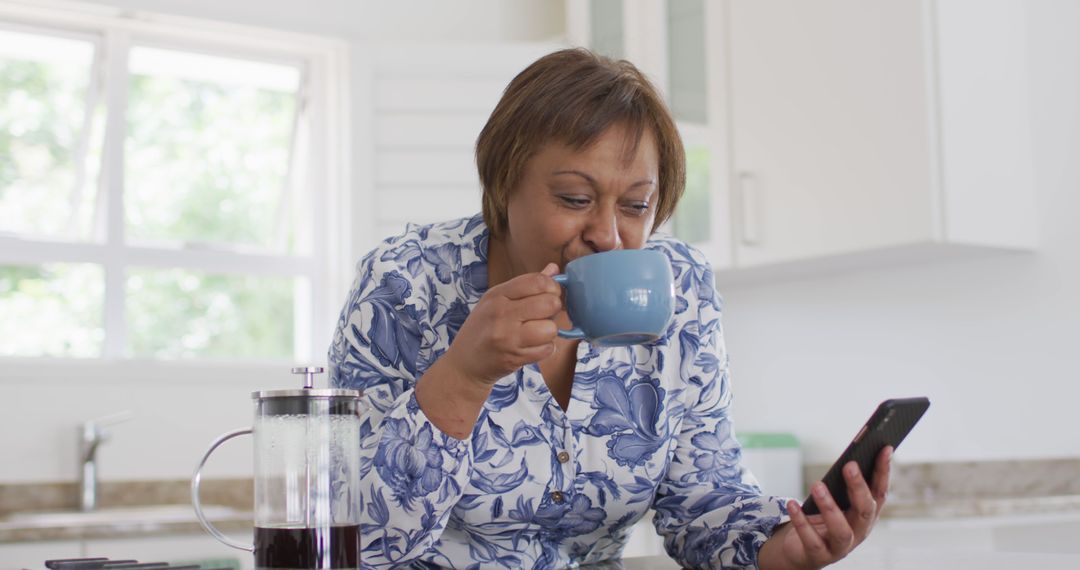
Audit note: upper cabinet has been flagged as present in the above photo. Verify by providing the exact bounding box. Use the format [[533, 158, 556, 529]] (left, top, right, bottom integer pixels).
[[566, 0, 1038, 280]]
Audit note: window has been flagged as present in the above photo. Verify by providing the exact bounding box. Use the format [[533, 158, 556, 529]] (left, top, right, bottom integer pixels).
[[0, 5, 349, 364], [674, 145, 711, 245]]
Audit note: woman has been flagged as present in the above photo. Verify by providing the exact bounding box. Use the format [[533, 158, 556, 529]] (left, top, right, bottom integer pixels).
[[329, 48, 890, 569]]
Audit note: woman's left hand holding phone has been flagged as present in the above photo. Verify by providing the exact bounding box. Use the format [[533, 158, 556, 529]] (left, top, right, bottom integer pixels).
[[758, 447, 893, 569]]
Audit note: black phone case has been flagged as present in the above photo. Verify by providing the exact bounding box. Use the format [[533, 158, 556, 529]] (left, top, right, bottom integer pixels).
[[801, 397, 930, 515]]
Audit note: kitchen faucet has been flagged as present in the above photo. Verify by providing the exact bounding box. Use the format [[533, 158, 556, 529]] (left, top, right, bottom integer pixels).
[[79, 411, 133, 511]]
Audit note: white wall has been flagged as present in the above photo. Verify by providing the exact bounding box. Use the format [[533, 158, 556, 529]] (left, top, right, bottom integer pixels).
[[2, 0, 1078, 485], [724, 0, 1080, 464]]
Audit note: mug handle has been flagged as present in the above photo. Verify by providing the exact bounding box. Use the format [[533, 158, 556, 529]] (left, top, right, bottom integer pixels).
[[552, 274, 586, 340], [191, 427, 254, 552]]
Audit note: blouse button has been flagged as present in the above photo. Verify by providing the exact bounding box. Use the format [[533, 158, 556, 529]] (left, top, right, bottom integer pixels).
[[550, 490, 565, 503], [557, 451, 570, 464]]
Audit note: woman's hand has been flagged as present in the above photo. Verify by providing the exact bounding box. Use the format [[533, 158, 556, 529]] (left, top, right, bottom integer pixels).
[[443, 262, 563, 386], [758, 447, 892, 570], [416, 263, 562, 439]]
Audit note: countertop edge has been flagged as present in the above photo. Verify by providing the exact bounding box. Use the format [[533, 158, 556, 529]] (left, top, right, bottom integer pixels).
[[882, 494, 1080, 521], [0, 513, 253, 543]]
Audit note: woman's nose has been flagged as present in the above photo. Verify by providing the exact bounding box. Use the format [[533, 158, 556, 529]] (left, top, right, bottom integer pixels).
[[582, 207, 622, 252]]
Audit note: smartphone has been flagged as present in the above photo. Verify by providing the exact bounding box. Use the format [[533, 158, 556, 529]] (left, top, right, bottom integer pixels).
[[801, 397, 930, 515]]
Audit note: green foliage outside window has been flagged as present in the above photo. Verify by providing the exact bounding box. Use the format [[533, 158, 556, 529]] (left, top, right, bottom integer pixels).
[[674, 146, 711, 244], [1, 34, 305, 360], [125, 71, 298, 250], [0, 55, 98, 239], [126, 269, 295, 359], [0, 264, 104, 357]]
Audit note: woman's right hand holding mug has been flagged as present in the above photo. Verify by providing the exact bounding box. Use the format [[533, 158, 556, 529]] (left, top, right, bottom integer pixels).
[[415, 262, 562, 439], [443, 262, 562, 386]]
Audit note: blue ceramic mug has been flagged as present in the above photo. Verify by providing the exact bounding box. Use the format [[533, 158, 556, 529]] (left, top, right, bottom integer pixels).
[[552, 249, 675, 346]]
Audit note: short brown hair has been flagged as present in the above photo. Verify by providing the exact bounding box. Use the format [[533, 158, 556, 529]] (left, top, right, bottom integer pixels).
[[476, 48, 685, 237]]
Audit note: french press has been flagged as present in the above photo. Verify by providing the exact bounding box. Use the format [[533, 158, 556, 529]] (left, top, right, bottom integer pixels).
[[192, 367, 363, 569]]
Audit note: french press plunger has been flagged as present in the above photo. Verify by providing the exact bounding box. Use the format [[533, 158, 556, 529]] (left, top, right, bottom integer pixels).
[[192, 367, 363, 569]]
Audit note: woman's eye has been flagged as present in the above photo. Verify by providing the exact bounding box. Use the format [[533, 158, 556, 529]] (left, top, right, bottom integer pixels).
[[559, 196, 591, 208], [623, 203, 650, 216]]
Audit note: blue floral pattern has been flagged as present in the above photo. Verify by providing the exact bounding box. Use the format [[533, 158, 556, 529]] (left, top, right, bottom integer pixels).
[[329, 214, 789, 569]]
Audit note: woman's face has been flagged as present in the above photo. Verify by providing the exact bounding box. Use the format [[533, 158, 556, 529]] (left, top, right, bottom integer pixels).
[[499, 123, 660, 276]]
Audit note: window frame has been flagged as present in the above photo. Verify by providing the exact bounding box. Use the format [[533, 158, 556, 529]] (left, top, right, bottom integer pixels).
[[0, 1, 352, 375]]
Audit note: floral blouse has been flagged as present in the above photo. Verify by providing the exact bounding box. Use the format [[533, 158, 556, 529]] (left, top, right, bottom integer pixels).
[[328, 214, 788, 569]]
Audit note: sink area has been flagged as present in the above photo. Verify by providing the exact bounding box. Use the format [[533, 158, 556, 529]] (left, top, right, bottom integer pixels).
[[0, 504, 242, 529], [0, 479, 253, 542]]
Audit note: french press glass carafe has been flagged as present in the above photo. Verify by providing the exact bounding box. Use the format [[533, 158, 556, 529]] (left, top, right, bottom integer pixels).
[[192, 367, 363, 569]]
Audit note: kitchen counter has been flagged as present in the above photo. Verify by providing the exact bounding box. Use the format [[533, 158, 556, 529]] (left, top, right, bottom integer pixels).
[[883, 493, 1080, 519], [596, 549, 1080, 570], [0, 478, 251, 544], [0, 504, 251, 543], [835, 547, 1080, 569], [807, 456, 1080, 519], [4, 457, 1079, 544]]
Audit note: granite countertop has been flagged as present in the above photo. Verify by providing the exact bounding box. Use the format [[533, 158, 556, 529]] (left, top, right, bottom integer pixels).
[[806, 457, 1080, 522], [882, 493, 1080, 520], [0, 505, 252, 543], [0, 478, 253, 543]]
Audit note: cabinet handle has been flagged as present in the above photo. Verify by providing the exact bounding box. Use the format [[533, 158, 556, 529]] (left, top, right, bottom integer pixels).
[[738, 172, 760, 246]]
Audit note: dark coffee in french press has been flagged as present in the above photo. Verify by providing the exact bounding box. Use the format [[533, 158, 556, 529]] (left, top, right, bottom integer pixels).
[[254, 525, 361, 568]]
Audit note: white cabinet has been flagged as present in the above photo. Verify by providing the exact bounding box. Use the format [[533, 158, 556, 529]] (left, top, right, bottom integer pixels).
[[724, 0, 1036, 273], [727, 0, 939, 267], [566, 0, 1038, 279]]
